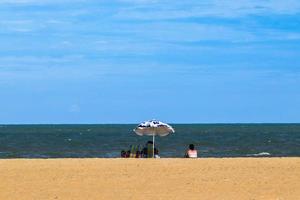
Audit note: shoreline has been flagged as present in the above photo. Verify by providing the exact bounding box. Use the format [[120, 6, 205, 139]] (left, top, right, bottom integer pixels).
[[1, 158, 299, 200], [1, 156, 299, 159]]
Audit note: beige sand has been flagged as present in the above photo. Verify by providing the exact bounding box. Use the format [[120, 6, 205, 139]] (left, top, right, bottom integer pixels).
[[0, 158, 299, 200]]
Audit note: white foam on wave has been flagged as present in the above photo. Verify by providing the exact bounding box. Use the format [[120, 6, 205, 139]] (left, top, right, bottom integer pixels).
[[248, 152, 271, 156]]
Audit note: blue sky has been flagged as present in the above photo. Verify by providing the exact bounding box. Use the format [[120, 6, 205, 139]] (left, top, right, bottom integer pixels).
[[0, 0, 300, 124]]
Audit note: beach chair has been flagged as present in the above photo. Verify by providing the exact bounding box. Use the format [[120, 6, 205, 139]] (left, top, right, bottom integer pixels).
[[146, 143, 154, 158], [129, 145, 139, 158]]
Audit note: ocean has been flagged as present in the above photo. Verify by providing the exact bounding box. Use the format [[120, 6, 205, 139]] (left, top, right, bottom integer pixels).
[[0, 124, 299, 158]]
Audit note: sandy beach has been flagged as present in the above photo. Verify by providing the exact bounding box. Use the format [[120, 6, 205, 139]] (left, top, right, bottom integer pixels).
[[0, 158, 299, 200]]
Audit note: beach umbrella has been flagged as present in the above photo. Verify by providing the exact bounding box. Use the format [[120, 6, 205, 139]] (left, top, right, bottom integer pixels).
[[133, 120, 175, 158]]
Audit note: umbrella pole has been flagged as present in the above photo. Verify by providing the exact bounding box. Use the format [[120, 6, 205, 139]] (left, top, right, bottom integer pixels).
[[153, 134, 155, 158]]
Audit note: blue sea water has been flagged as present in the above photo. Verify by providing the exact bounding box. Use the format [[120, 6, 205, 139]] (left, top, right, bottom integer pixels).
[[0, 124, 299, 158]]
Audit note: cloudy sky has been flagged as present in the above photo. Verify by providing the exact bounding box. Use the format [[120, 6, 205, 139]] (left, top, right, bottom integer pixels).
[[0, 0, 300, 124]]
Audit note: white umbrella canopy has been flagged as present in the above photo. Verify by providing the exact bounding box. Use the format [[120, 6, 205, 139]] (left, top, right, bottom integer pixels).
[[133, 120, 175, 157]]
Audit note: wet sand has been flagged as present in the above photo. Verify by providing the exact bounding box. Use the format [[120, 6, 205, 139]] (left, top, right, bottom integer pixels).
[[0, 158, 299, 200]]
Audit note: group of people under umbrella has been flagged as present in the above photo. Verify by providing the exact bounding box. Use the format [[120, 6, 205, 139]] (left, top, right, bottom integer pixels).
[[121, 141, 161, 158], [121, 120, 198, 158]]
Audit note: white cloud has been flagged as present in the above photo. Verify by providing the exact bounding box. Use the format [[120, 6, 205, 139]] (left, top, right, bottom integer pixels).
[[0, 0, 85, 5], [115, 0, 300, 20], [0, 0, 298, 75]]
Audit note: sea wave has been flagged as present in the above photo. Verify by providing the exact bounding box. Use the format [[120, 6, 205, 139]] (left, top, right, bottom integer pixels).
[[248, 152, 271, 157]]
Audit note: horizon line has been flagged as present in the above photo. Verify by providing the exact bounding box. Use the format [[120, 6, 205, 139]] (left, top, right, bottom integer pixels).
[[1, 122, 300, 125]]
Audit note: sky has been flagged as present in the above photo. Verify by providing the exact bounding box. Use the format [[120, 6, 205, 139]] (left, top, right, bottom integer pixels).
[[0, 0, 300, 124]]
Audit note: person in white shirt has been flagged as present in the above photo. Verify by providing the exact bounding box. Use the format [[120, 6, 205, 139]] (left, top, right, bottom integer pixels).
[[185, 144, 198, 158], [154, 148, 160, 158]]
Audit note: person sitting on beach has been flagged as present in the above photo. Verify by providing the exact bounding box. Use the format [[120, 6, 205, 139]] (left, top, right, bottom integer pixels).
[[125, 150, 131, 158], [185, 144, 197, 158], [136, 150, 141, 158], [142, 141, 158, 158], [121, 150, 126, 158], [140, 149, 145, 158], [154, 149, 160, 158]]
